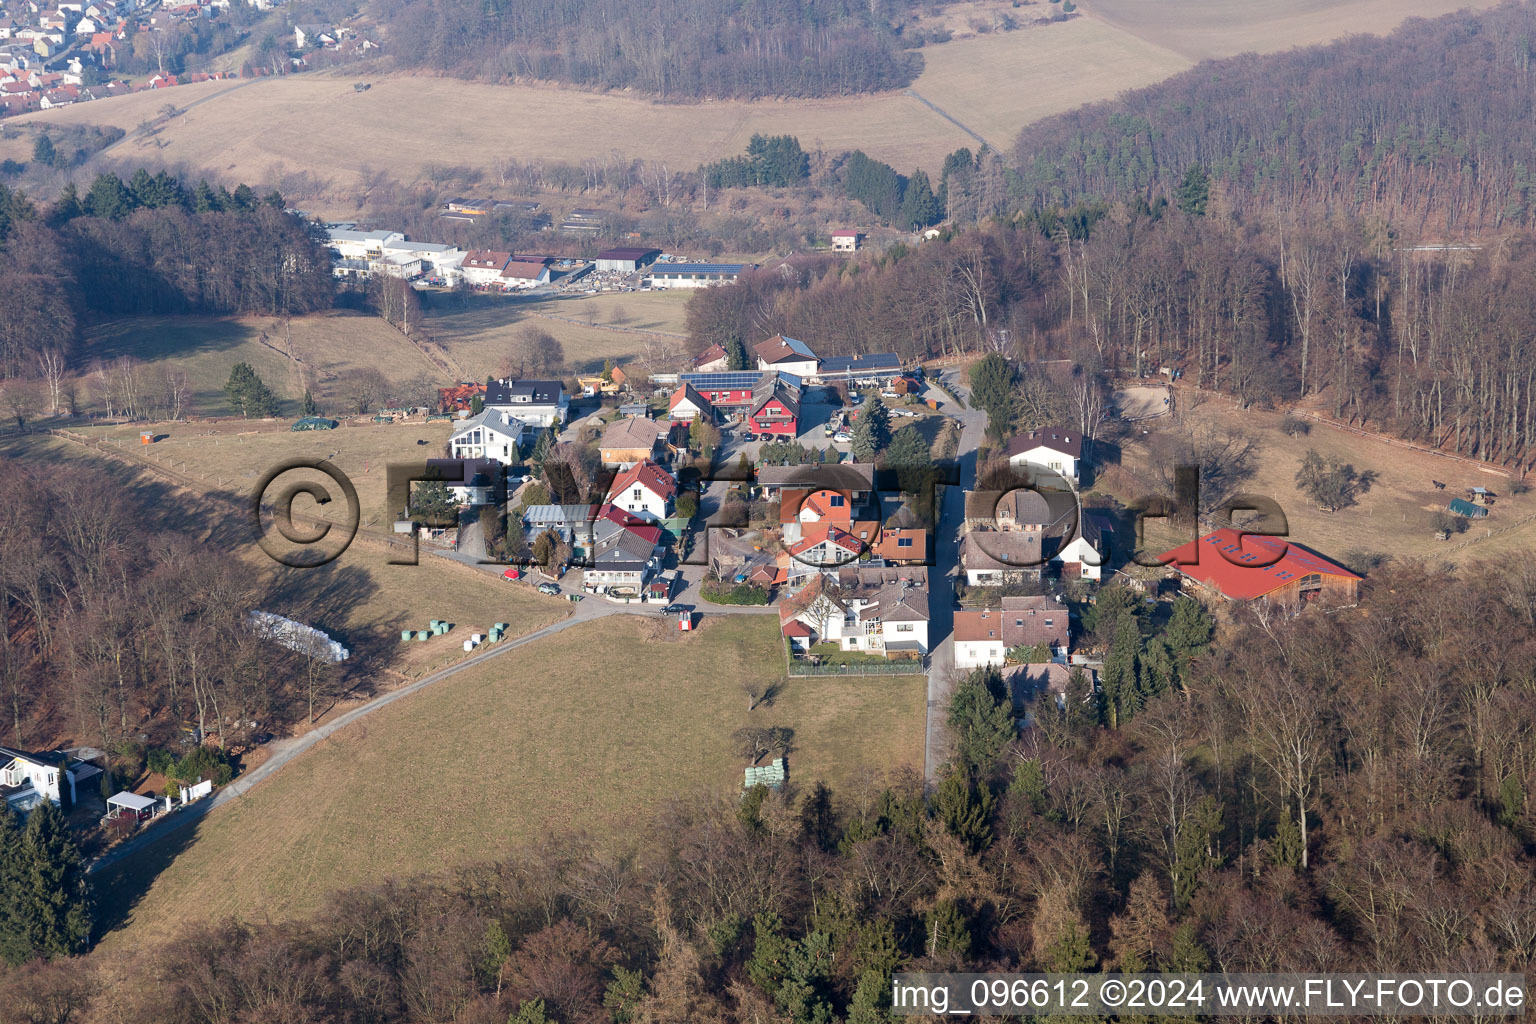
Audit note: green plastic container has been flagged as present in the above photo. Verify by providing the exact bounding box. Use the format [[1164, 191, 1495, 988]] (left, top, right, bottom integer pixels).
[[428, 619, 442, 629], [401, 630, 414, 642], [415, 631, 430, 641]]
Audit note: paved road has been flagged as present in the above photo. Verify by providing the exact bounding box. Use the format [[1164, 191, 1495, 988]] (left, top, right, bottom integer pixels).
[[923, 374, 987, 783]]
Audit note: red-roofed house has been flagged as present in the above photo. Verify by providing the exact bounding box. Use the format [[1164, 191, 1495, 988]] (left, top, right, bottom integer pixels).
[[668, 383, 712, 422], [692, 343, 729, 372], [460, 249, 511, 286], [499, 259, 552, 289], [782, 524, 865, 586], [604, 459, 676, 521], [437, 382, 485, 414], [1158, 529, 1361, 609]]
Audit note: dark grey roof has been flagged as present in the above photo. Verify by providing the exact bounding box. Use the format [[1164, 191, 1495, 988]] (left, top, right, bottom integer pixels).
[[592, 528, 659, 565], [486, 378, 564, 406], [1006, 426, 1083, 460], [756, 462, 874, 489], [817, 353, 903, 375], [752, 372, 800, 418]]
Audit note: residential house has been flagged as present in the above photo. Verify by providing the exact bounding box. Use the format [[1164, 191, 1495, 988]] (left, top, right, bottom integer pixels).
[[523, 504, 599, 553], [485, 378, 567, 428], [678, 370, 784, 410], [748, 371, 801, 436], [780, 486, 878, 547], [782, 524, 864, 587], [1158, 528, 1362, 610], [962, 487, 1065, 585], [1054, 508, 1115, 581], [422, 458, 503, 506], [831, 228, 862, 252], [1005, 426, 1084, 486], [1, 746, 98, 812], [605, 459, 676, 522], [871, 526, 928, 565], [757, 462, 875, 505], [599, 416, 663, 467], [812, 353, 904, 387], [961, 532, 1046, 586], [445, 198, 493, 215], [668, 383, 713, 422], [754, 334, 819, 378], [691, 343, 729, 372], [438, 382, 486, 414], [778, 573, 929, 657], [499, 259, 551, 289], [953, 595, 1069, 669], [583, 525, 663, 594], [460, 249, 512, 286], [449, 408, 525, 464]]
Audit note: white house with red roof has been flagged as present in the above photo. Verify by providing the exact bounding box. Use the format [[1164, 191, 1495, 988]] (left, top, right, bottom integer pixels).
[[831, 228, 863, 252], [668, 383, 712, 422], [691, 343, 729, 372], [460, 249, 512, 286], [781, 524, 864, 587], [605, 459, 676, 521]]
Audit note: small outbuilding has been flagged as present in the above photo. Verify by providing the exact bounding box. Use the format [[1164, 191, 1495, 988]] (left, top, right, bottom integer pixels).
[[291, 417, 339, 431], [106, 791, 158, 822], [1449, 497, 1489, 518]]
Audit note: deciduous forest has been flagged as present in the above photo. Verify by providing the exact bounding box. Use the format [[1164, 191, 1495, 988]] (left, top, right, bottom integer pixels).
[[5, 564, 1534, 1022], [372, 0, 928, 99], [1009, 4, 1536, 234], [687, 205, 1536, 467]]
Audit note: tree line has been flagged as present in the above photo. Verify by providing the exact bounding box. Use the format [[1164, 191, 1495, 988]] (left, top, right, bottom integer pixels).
[[687, 203, 1536, 467], [5, 561, 1533, 1021], [0, 170, 334, 381], [0, 460, 358, 762], [372, 0, 926, 100]]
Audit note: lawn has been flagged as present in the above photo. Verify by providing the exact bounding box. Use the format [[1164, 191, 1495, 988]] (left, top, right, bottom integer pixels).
[[93, 614, 926, 948], [82, 311, 446, 418]]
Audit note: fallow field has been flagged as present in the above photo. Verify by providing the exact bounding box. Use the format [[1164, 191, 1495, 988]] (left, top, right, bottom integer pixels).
[[6, 0, 1498, 200], [93, 614, 927, 948], [83, 311, 445, 418]]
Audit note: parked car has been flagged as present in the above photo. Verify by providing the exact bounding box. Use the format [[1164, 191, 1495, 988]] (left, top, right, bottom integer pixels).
[[502, 568, 523, 581], [662, 603, 690, 614], [833, 431, 853, 443], [537, 582, 561, 595], [892, 408, 917, 417], [742, 432, 758, 442]]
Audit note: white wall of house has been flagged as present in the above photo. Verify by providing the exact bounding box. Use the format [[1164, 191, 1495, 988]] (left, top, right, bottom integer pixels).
[[1008, 446, 1079, 482], [461, 264, 507, 286], [966, 567, 1036, 587], [955, 639, 1007, 669], [1, 755, 73, 810], [756, 356, 819, 378], [613, 483, 670, 521], [1054, 535, 1104, 580], [450, 418, 523, 464]]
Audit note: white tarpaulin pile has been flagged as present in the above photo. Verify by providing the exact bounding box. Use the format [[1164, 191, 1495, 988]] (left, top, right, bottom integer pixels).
[[247, 611, 351, 663]]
